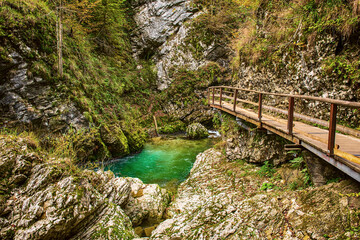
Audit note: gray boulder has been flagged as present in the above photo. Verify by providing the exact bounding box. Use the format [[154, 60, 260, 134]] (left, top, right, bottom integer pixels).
[[186, 123, 209, 139]]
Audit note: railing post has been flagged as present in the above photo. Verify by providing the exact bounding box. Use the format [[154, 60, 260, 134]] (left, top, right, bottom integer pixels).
[[212, 88, 215, 105], [287, 97, 295, 135], [233, 89, 238, 112], [258, 93, 263, 122], [208, 88, 210, 105], [328, 103, 337, 156], [219, 87, 223, 107]]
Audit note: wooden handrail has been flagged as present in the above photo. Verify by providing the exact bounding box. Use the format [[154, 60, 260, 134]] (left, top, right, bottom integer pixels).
[[208, 86, 360, 108], [213, 93, 360, 138], [208, 86, 360, 157]]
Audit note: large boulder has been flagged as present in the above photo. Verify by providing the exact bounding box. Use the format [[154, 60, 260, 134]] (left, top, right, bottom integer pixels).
[[186, 123, 209, 139], [100, 124, 130, 157], [123, 178, 170, 226]]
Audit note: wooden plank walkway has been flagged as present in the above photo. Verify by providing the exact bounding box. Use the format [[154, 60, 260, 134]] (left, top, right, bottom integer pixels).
[[208, 86, 360, 182]]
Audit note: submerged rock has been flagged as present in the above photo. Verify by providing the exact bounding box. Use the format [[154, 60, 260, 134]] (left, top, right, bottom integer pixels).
[[186, 123, 209, 139]]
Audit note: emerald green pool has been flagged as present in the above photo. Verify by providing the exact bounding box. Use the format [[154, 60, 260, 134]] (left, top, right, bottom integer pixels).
[[104, 137, 218, 187]]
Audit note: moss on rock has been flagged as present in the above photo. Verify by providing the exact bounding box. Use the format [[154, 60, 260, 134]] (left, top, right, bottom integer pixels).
[[100, 124, 130, 158], [186, 123, 209, 139]]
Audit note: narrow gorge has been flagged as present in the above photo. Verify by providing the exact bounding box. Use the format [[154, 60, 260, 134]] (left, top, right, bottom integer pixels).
[[1, 0, 360, 239]]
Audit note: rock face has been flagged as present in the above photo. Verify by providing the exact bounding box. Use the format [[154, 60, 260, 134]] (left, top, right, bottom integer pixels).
[[132, 0, 230, 90], [0, 135, 169, 239], [234, 34, 359, 125], [225, 128, 289, 165], [186, 122, 209, 139], [132, 0, 197, 61], [0, 50, 88, 131], [150, 149, 360, 240]]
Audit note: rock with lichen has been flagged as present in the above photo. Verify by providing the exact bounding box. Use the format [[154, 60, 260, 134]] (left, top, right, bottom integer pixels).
[[0, 135, 169, 240], [186, 123, 209, 139], [150, 148, 360, 240], [123, 178, 170, 226]]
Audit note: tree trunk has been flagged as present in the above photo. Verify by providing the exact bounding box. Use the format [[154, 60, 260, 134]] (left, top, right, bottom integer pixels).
[[57, 0, 63, 78]]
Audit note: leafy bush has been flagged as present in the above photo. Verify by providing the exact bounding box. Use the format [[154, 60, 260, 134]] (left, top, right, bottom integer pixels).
[[260, 182, 275, 191], [257, 161, 276, 178]]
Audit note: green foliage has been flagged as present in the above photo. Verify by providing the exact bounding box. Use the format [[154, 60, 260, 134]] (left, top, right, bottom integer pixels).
[[322, 55, 360, 84], [232, 0, 360, 86], [289, 153, 313, 189], [212, 113, 222, 130], [290, 156, 304, 169], [289, 181, 300, 190], [302, 168, 312, 187], [257, 161, 276, 178], [0, 0, 152, 159], [302, 0, 360, 37], [227, 170, 233, 176], [156, 62, 224, 120], [159, 120, 186, 134], [46, 127, 109, 163], [217, 112, 241, 136], [327, 177, 341, 184], [260, 182, 274, 191], [186, 0, 243, 60]]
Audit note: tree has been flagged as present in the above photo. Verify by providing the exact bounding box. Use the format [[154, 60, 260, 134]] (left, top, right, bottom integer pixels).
[[56, 0, 63, 78]]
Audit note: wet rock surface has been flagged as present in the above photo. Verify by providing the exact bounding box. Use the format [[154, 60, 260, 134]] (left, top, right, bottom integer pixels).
[[150, 149, 360, 240]]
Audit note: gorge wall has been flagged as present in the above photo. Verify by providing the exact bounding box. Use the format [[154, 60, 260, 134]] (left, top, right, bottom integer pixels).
[[1, 0, 360, 239]]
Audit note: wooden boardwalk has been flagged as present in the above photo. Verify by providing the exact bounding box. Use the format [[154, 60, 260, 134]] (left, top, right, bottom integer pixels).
[[208, 86, 360, 182]]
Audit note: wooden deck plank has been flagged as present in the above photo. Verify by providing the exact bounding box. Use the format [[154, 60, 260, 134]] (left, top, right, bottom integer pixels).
[[212, 100, 360, 167]]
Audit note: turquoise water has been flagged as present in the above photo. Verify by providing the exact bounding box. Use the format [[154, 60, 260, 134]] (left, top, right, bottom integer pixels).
[[104, 137, 217, 187]]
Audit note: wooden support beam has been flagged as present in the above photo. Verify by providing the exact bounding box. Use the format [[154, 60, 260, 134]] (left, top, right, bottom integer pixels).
[[208, 89, 210, 105], [284, 144, 304, 151], [153, 115, 159, 137]]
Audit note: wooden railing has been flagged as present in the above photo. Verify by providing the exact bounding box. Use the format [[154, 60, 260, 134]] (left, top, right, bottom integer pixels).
[[208, 86, 360, 156]]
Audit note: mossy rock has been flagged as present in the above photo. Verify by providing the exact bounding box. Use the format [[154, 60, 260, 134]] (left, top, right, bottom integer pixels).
[[100, 124, 130, 158], [124, 129, 146, 153], [186, 123, 209, 139]]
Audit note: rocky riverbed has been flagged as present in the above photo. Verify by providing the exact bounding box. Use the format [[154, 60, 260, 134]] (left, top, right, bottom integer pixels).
[[1, 133, 360, 239]]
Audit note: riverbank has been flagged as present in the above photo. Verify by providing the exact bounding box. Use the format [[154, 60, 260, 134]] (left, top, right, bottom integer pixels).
[[151, 148, 360, 239], [2, 128, 360, 239]]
